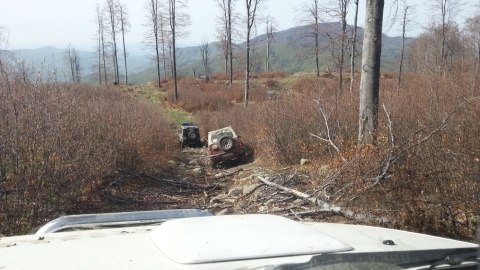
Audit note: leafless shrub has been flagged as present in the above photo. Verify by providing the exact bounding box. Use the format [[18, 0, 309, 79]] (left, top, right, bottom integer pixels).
[[264, 79, 279, 90], [257, 71, 290, 79], [0, 76, 173, 235], [195, 70, 479, 240]]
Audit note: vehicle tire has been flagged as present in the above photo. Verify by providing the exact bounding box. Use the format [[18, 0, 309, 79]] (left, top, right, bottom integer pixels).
[[188, 132, 197, 140], [211, 160, 219, 169], [218, 136, 234, 151]]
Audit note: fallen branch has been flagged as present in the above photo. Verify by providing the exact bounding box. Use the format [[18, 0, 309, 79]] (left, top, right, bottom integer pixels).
[[237, 184, 265, 201], [258, 176, 393, 225], [139, 173, 222, 190], [258, 176, 344, 216], [284, 209, 343, 219]]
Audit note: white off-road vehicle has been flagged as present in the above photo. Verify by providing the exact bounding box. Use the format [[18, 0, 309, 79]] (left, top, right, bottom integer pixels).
[[1, 209, 478, 269], [207, 126, 252, 167]]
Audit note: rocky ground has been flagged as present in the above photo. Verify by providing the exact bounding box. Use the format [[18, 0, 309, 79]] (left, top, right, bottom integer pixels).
[[92, 146, 346, 223]]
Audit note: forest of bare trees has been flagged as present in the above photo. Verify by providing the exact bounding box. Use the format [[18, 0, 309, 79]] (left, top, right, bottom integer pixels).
[[93, 0, 130, 85]]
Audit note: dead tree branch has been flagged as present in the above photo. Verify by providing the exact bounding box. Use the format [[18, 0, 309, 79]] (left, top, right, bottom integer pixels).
[[257, 176, 392, 224], [137, 172, 223, 190], [310, 99, 347, 162], [383, 103, 395, 147]]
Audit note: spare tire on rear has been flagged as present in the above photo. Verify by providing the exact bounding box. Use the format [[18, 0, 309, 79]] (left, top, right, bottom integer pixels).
[[218, 136, 234, 151], [188, 132, 197, 140]]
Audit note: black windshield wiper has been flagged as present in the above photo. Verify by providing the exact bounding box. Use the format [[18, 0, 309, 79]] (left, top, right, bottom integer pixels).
[[269, 248, 479, 270], [426, 252, 479, 269]]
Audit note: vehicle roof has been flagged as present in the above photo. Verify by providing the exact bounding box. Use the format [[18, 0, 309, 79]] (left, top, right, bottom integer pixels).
[[207, 126, 238, 143], [180, 124, 199, 129], [181, 122, 197, 126], [1, 214, 477, 270]]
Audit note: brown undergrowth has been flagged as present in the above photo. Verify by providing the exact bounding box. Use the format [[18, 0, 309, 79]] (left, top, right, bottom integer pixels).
[[1, 63, 479, 241], [0, 79, 175, 235], [186, 71, 479, 241]]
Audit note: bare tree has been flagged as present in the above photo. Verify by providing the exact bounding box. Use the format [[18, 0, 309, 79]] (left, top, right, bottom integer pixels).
[[465, 14, 480, 93], [64, 44, 81, 83], [322, 0, 350, 92], [215, 0, 236, 85], [168, 0, 178, 100], [0, 27, 9, 78], [165, 0, 190, 101], [398, 1, 413, 86], [118, 1, 130, 84], [338, 0, 349, 92], [200, 36, 210, 80], [358, 0, 384, 145], [216, 1, 229, 74], [95, 4, 108, 85], [159, 12, 170, 80], [105, 0, 120, 84], [265, 15, 276, 72], [144, 0, 162, 87], [298, 0, 321, 77], [244, 0, 265, 108], [0, 26, 7, 49], [349, 0, 359, 92], [431, 0, 464, 71]]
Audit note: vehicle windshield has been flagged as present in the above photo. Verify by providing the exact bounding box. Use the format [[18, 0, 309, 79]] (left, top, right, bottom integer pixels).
[[259, 249, 480, 270]]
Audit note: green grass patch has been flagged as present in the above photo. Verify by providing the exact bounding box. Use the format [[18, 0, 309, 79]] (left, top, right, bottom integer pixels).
[[165, 108, 193, 125]]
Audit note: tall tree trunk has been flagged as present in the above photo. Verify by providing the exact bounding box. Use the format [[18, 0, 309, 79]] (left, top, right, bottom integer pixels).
[[228, 0, 233, 86], [266, 39, 270, 72], [358, 0, 384, 145], [101, 30, 108, 85], [398, 5, 408, 87], [107, 0, 120, 84], [244, 33, 250, 108], [150, 0, 162, 88], [473, 44, 480, 94], [159, 13, 168, 81], [223, 36, 228, 74], [97, 35, 102, 85], [338, 0, 349, 93], [265, 17, 274, 73], [349, 0, 359, 92], [244, 0, 261, 108], [440, 0, 447, 71], [169, 0, 178, 101], [96, 4, 103, 85], [120, 5, 128, 84], [314, 0, 320, 77]]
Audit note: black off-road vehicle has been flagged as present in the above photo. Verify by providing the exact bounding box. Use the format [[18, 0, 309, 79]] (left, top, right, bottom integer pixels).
[[178, 122, 201, 148]]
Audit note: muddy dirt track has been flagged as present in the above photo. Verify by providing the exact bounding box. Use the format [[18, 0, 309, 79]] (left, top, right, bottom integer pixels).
[[88, 146, 343, 222]]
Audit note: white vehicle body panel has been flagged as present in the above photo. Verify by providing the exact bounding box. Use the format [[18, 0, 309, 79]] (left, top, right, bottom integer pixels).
[[207, 126, 238, 145], [150, 214, 352, 264], [1, 213, 478, 270]]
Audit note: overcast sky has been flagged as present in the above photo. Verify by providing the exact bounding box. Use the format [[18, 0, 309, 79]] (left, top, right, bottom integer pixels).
[[0, 0, 478, 51]]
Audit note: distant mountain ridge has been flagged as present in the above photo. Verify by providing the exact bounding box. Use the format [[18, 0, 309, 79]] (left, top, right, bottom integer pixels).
[[7, 23, 407, 84]]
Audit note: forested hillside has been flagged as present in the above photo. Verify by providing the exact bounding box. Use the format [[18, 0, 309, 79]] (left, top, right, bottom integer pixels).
[[8, 23, 405, 85]]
